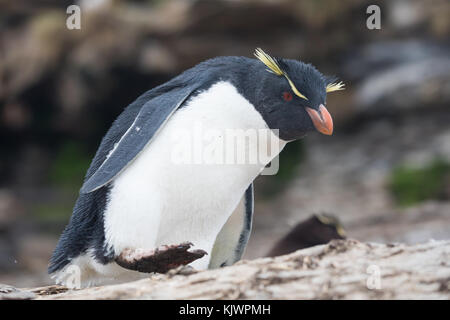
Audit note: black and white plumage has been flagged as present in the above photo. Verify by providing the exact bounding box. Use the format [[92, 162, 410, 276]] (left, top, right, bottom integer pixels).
[[49, 49, 342, 287]]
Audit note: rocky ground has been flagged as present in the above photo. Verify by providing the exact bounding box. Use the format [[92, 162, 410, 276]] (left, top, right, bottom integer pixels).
[[1, 239, 449, 300]]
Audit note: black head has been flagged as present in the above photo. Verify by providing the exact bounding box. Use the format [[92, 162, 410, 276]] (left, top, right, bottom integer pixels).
[[250, 49, 344, 141]]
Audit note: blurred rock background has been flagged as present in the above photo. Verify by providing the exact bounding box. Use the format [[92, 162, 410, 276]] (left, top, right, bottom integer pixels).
[[0, 0, 449, 287]]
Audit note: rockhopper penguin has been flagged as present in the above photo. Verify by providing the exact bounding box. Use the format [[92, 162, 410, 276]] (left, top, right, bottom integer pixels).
[[49, 49, 344, 287]]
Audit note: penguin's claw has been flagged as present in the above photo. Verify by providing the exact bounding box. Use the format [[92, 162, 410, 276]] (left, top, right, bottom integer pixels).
[[115, 242, 207, 274]]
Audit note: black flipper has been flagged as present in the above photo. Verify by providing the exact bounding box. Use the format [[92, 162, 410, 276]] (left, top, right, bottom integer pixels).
[[209, 183, 254, 268], [80, 84, 198, 193]]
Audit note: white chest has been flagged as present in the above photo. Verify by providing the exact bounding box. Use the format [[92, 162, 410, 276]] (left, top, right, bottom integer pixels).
[[103, 81, 286, 269]]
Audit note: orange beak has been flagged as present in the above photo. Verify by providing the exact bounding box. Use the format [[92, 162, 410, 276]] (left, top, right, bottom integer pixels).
[[305, 104, 333, 135]]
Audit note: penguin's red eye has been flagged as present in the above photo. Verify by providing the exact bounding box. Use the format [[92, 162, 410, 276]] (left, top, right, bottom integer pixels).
[[282, 91, 293, 101]]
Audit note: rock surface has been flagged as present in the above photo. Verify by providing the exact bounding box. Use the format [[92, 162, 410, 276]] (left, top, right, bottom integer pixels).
[[5, 239, 446, 300]]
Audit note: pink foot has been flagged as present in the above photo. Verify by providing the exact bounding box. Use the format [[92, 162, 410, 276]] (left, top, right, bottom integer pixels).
[[115, 242, 207, 273]]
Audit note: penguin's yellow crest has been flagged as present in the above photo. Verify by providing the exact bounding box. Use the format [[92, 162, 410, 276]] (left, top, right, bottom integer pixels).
[[254, 48, 345, 97], [254, 48, 308, 100], [326, 81, 345, 93], [254, 48, 284, 76]]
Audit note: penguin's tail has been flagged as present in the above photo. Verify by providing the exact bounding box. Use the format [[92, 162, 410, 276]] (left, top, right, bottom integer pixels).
[[48, 224, 81, 274], [48, 189, 112, 274]]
